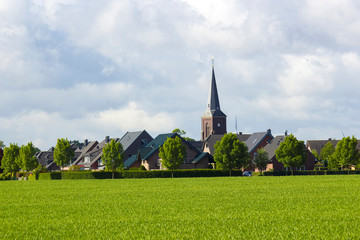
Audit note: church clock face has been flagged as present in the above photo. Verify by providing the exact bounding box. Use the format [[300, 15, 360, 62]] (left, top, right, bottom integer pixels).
[[217, 123, 221, 127]]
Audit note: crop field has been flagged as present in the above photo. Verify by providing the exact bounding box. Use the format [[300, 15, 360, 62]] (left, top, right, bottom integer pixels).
[[1, 176, 360, 239]]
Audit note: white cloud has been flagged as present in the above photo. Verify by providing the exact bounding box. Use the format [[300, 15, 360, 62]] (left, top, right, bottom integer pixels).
[[1, 0, 360, 149], [0, 101, 176, 149], [278, 51, 335, 96]]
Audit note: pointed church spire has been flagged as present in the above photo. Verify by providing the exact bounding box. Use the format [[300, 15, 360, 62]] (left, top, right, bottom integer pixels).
[[203, 58, 226, 117]]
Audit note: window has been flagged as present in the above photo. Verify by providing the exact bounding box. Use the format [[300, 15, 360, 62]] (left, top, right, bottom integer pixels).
[[84, 156, 90, 163]]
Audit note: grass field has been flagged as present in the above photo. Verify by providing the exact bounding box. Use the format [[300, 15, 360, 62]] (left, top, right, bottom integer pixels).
[[1, 176, 360, 239]]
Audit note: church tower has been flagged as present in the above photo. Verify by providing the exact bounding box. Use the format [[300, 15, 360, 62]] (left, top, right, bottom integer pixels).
[[201, 60, 227, 141]]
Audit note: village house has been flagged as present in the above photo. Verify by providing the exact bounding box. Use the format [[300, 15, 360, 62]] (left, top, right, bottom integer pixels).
[[128, 132, 213, 170], [262, 135, 316, 171]]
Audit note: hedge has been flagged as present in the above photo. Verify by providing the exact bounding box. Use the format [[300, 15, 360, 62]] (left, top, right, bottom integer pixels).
[[37, 169, 242, 180], [38, 172, 62, 180], [263, 170, 360, 176]]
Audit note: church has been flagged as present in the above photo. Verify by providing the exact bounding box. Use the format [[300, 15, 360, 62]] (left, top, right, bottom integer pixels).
[[200, 62, 315, 172]]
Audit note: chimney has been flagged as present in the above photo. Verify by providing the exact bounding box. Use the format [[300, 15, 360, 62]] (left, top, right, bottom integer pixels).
[[84, 139, 89, 147], [328, 138, 332, 141], [239, 132, 242, 135], [285, 130, 288, 136], [267, 129, 271, 133], [105, 136, 110, 143]]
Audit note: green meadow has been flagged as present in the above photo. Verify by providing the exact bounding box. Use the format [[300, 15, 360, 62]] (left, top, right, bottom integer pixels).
[[1, 176, 360, 239]]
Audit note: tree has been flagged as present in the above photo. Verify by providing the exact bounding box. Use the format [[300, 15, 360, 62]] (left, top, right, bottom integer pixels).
[[275, 134, 306, 175], [159, 136, 186, 178], [17, 142, 38, 172], [172, 128, 196, 142], [1, 143, 20, 174], [0, 140, 5, 149], [254, 148, 269, 172], [54, 138, 74, 169], [319, 141, 335, 167], [330, 136, 359, 170], [214, 133, 250, 176], [102, 139, 124, 179]]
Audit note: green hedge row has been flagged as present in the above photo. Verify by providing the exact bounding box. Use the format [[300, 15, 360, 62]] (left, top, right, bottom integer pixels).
[[38, 172, 62, 180], [263, 170, 360, 176], [38, 169, 243, 180]]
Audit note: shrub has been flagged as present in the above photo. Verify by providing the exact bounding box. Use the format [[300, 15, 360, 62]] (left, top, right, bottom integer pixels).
[[139, 165, 147, 171], [28, 174, 37, 181], [0, 172, 12, 181], [69, 165, 81, 172], [252, 172, 262, 177]]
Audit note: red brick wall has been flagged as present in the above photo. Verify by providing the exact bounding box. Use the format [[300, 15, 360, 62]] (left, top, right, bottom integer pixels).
[[250, 135, 273, 158]]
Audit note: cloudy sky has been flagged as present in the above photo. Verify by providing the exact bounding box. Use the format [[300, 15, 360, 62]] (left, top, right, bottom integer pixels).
[[1, 0, 360, 150]]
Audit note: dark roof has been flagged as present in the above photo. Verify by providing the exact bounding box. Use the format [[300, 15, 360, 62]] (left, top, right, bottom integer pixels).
[[263, 135, 285, 161], [124, 155, 137, 168], [36, 151, 54, 167], [202, 64, 226, 117], [72, 141, 98, 165], [205, 133, 251, 154], [192, 152, 213, 163], [306, 139, 360, 155], [189, 141, 203, 152], [142, 133, 176, 160], [74, 137, 120, 166], [306, 140, 339, 154], [119, 131, 143, 151], [244, 130, 273, 153]]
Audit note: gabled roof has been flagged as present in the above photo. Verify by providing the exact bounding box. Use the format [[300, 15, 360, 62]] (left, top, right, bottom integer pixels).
[[192, 152, 214, 163], [119, 131, 145, 151], [244, 130, 273, 153], [124, 154, 137, 169], [142, 133, 177, 160], [72, 141, 98, 165], [263, 135, 285, 161], [204, 133, 251, 155], [37, 151, 54, 167], [306, 140, 339, 154], [189, 141, 204, 152]]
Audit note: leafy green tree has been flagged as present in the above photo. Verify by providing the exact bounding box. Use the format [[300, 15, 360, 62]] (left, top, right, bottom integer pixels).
[[320, 141, 335, 167], [275, 134, 306, 175], [1, 143, 20, 174], [254, 148, 269, 172], [172, 128, 196, 142], [54, 138, 74, 169], [214, 133, 250, 176], [0, 140, 5, 149], [330, 136, 359, 170], [102, 139, 124, 179], [159, 136, 186, 178], [17, 142, 38, 171], [311, 149, 319, 161]]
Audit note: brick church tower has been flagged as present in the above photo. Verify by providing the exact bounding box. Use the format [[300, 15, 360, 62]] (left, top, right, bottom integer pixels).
[[201, 61, 227, 141]]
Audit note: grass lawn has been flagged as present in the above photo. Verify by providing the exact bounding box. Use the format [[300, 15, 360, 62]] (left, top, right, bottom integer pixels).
[[0, 175, 360, 239]]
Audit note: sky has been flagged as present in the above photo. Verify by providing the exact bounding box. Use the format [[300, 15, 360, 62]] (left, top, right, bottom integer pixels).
[[1, 0, 360, 150]]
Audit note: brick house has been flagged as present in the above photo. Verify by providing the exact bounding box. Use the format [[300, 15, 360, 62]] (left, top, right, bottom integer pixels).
[[129, 133, 212, 170], [263, 135, 315, 171]]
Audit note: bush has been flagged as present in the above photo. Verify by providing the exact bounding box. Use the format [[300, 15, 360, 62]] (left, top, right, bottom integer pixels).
[[252, 172, 262, 177], [69, 165, 81, 172], [0, 172, 12, 181], [139, 165, 147, 171], [28, 174, 37, 181]]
